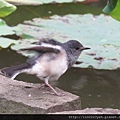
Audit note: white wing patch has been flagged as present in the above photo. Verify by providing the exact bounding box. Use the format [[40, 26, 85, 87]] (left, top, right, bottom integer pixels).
[[40, 42, 61, 50]]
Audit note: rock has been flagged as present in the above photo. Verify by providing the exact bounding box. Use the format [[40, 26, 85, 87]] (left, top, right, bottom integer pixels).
[[52, 108, 120, 114], [0, 75, 81, 114]]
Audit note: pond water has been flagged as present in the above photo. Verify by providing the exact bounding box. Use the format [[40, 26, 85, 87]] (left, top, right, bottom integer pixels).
[[1, 0, 120, 110], [3, 0, 106, 26], [0, 49, 120, 109]]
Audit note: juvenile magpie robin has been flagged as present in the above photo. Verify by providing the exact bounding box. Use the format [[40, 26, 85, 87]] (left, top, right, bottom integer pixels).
[[0, 39, 90, 96]]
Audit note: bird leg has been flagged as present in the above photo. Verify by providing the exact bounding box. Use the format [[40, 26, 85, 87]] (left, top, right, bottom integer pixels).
[[44, 78, 60, 96]]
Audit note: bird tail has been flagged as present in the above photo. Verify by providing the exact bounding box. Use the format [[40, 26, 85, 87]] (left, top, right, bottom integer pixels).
[[0, 63, 31, 79]]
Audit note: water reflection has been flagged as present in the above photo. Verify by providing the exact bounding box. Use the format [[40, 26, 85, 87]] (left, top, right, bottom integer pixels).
[[58, 68, 120, 109]]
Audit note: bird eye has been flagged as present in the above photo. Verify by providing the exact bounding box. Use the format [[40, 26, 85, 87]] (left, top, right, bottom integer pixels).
[[76, 47, 79, 50]]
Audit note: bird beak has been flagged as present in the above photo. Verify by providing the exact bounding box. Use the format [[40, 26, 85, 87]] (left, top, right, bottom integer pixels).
[[80, 47, 90, 51]]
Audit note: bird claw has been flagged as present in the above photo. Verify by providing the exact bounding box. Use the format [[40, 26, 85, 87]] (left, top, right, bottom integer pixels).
[[40, 83, 48, 88], [38, 83, 65, 96]]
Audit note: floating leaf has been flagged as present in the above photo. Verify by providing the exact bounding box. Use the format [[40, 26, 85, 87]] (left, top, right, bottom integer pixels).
[[13, 14, 120, 70], [0, 0, 17, 17], [0, 37, 18, 48], [11, 38, 38, 56], [6, 0, 85, 5], [0, 19, 18, 49], [0, 18, 16, 35]]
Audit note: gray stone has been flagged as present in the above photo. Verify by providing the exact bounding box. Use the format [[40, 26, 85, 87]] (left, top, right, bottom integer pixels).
[[0, 75, 81, 114]]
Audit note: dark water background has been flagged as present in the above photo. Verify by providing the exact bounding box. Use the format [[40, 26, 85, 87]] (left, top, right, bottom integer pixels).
[[1, 0, 120, 109]]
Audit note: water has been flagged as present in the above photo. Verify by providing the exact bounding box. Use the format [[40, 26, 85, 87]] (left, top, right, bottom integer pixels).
[[57, 68, 120, 109], [3, 1, 106, 26], [0, 49, 120, 109]]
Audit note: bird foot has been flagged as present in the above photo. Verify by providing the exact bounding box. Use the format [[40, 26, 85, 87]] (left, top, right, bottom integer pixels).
[[39, 83, 65, 96], [40, 83, 48, 88]]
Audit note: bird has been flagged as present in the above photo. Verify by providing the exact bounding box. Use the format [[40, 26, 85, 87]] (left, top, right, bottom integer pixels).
[[0, 39, 90, 96]]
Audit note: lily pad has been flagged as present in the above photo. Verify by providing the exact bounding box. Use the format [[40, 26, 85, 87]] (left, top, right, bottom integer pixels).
[[11, 38, 39, 56], [6, 0, 84, 5], [0, 37, 18, 48], [0, 0, 16, 17], [13, 14, 120, 70], [0, 18, 16, 35]]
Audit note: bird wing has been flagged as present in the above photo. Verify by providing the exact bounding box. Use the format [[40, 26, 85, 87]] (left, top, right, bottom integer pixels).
[[38, 39, 62, 46], [19, 44, 61, 54]]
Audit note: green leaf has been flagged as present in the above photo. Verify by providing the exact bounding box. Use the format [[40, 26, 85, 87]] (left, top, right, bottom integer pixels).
[[6, 0, 84, 5], [13, 14, 120, 70], [0, 18, 16, 35], [103, 0, 120, 21], [11, 39, 38, 56], [0, 0, 17, 17], [102, 0, 117, 14], [110, 0, 120, 21], [0, 37, 18, 48]]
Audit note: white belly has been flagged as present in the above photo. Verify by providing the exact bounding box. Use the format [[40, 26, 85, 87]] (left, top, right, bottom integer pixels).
[[25, 50, 68, 81]]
